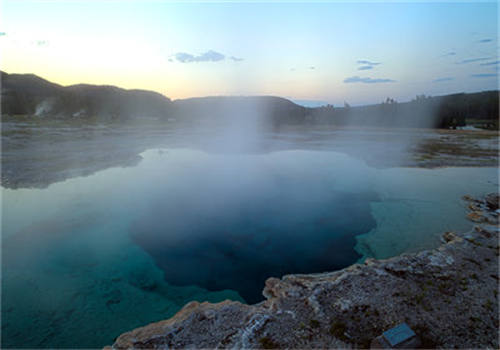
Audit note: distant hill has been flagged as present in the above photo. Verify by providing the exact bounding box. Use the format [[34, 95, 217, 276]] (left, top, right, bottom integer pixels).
[[172, 96, 307, 129], [0, 72, 307, 126], [1, 71, 498, 129], [307, 92, 499, 129], [1, 71, 173, 121]]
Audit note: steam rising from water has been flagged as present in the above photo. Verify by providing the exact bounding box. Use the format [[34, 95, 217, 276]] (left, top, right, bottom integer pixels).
[[165, 95, 446, 172], [35, 98, 55, 117]]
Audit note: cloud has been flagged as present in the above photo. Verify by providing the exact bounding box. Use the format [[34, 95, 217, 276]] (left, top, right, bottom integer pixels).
[[173, 50, 225, 63], [456, 57, 490, 64], [357, 60, 380, 66], [441, 51, 456, 57], [480, 60, 499, 66], [343, 76, 395, 84], [288, 66, 315, 71], [171, 50, 244, 63], [356, 60, 380, 71], [433, 77, 454, 83], [29, 40, 49, 47], [478, 39, 492, 43], [471, 73, 497, 78], [358, 65, 373, 71]]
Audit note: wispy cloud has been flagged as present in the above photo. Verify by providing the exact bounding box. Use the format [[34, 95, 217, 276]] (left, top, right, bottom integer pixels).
[[288, 66, 316, 71], [441, 51, 456, 57], [480, 60, 499, 66], [477, 38, 492, 43], [456, 57, 490, 64], [171, 50, 243, 63], [358, 65, 373, 71], [357, 60, 380, 66], [433, 77, 454, 83], [229, 56, 244, 62], [343, 76, 395, 84], [28, 39, 49, 47], [356, 60, 380, 72], [172, 50, 225, 63], [471, 73, 497, 78]]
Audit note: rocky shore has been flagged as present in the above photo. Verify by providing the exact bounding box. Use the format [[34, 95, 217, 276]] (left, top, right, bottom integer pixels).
[[108, 194, 499, 349]]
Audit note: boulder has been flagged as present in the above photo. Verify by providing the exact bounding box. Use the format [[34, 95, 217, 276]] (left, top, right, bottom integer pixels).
[[485, 193, 499, 211]]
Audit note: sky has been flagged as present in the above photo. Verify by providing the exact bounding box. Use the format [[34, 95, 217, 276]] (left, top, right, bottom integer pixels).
[[0, 0, 498, 106]]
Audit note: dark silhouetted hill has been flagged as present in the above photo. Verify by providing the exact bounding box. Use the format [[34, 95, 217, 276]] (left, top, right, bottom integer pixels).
[[172, 96, 307, 129], [307, 92, 499, 129], [1, 71, 498, 129], [1, 71, 173, 121]]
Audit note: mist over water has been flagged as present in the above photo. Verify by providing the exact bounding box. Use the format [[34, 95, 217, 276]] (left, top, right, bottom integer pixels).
[[2, 141, 497, 348]]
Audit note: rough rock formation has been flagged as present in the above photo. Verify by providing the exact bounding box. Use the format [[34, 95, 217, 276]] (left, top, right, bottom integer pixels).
[[109, 194, 499, 349]]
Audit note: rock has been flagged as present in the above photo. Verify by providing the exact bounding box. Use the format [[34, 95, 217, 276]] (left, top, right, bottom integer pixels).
[[112, 300, 257, 350], [462, 194, 480, 203], [485, 193, 499, 210], [441, 231, 458, 243], [468, 202, 481, 211], [467, 211, 486, 223]]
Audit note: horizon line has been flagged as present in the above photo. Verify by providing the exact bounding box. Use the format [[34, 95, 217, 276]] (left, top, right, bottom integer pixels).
[[2, 70, 498, 108]]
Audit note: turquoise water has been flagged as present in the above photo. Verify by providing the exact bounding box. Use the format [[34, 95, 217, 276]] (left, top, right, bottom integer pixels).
[[1, 148, 497, 348]]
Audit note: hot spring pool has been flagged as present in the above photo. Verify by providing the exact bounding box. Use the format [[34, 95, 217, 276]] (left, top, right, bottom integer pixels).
[[1, 148, 497, 348]]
